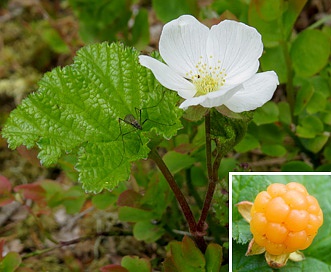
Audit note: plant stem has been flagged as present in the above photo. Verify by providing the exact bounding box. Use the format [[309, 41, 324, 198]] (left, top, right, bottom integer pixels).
[[205, 112, 213, 179], [197, 112, 222, 233], [281, 39, 295, 120], [149, 148, 207, 250]]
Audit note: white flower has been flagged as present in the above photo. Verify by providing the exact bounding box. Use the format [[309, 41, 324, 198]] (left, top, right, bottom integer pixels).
[[139, 15, 279, 112]]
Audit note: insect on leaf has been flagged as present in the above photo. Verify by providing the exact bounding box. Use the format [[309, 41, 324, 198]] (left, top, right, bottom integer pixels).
[[2, 43, 182, 193]]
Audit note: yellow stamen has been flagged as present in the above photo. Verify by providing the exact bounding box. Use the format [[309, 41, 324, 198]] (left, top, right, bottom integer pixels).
[[187, 56, 226, 97]]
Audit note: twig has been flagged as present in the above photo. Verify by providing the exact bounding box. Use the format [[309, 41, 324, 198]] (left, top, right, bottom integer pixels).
[[21, 230, 131, 259]]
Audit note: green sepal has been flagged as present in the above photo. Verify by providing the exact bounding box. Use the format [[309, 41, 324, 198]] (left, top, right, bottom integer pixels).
[[210, 108, 253, 156]]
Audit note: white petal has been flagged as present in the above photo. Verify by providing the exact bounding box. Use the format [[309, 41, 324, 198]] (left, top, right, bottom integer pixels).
[[139, 55, 196, 99], [159, 15, 210, 77], [200, 84, 242, 108], [207, 20, 263, 85], [179, 95, 207, 109], [179, 83, 241, 109], [224, 71, 279, 113]]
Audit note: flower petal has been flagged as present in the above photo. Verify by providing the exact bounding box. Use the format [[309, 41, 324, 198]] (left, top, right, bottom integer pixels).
[[207, 20, 263, 86], [139, 55, 196, 99], [224, 71, 279, 113], [179, 83, 240, 109], [199, 84, 241, 108], [179, 95, 207, 109], [159, 15, 210, 77]]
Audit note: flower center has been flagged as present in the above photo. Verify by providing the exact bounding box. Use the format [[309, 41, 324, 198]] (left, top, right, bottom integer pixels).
[[186, 56, 226, 97]]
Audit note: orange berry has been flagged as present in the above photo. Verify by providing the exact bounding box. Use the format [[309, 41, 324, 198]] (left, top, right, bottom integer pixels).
[[286, 182, 308, 195], [252, 191, 271, 213], [307, 195, 321, 215], [250, 213, 268, 234], [267, 183, 287, 197], [285, 230, 307, 249], [265, 240, 286, 255], [284, 209, 309, 232], [250, 182, 323, 255], [265, 197, 290, 223], [265, 222, 288, 244], [283, 190, 308, 210]]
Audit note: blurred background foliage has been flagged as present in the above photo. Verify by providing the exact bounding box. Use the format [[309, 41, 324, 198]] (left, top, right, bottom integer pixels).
[[0, 0, 330, 271]]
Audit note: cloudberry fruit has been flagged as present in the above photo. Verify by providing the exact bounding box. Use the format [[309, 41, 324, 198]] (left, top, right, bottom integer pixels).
[[250, 182, 323, 255]]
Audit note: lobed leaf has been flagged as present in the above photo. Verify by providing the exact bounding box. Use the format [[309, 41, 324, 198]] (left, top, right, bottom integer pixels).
[[2, 43, 182, 193]]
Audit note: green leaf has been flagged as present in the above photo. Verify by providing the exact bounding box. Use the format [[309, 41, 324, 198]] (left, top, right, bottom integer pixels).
[[152, 0, 198, 23], [205, 243, 223, 272], [278, 102, 292, 125], [212, 0, 249, 22], [261, 144, 287, 157], [218, 157, 237, 180], [281, 161, 314, 171], [281, 0, 307, 39], [190, 166, 208, 187], [234, 133, 259, 153], [34, 21, 70, 54], [254, 124, 284, 145], [41, 180, 64, 207], [133, 221, 165, 243], [306, 91, 327, 114], [121, 256, 152, 272], [324, 144, 331, 162], [232, 241, 271, 271], [306, 76, 330, 114], [290, 29, 330, 78], [253, 101, 279, 125], [296, 115, 324, 138], [260, 46, 287, 84], [182, 236, 206, 268], [162, 151, 196, 174], [0, 252, 21, 272], [253, 0, 283, 22], [294, 83, 314, 116], [2, 43, 182, 193], [164, 237, 205, 272], [68, 0, 132, 42], [118, 206, 155, 222], [248, 1, 283, 47], [232, 219, 252, 245], [300, 134, 329, 153], [61, 186, 86, 214], [92, 191, 117, 210], [131, 8, 150, 50]]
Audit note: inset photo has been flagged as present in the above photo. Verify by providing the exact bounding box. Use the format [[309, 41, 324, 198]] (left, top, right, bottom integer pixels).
[[230, 172, 331, 272]]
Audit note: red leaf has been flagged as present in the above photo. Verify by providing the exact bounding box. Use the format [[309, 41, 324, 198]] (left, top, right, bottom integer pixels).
[[117, 190, 142, 207], [0, 176, 15, 206], [0, 240, 5, 261], [0, 176, 12, 192], [14, 183, 46, 203]]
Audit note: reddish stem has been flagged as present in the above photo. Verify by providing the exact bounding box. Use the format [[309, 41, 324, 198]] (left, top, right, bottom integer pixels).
[[149, 148, 207, 251]]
